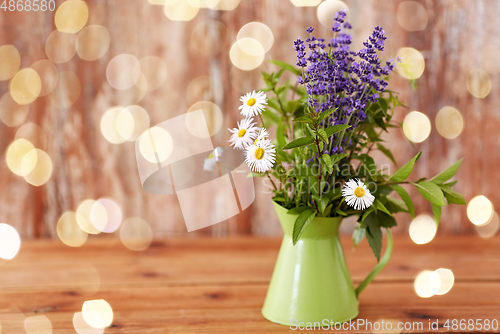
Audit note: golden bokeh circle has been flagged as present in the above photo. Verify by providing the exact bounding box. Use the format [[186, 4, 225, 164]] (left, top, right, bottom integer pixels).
[[466, 69, 491, 98], [429, 268, 454, 295], [475, 212, 500, 238], [82, 299, 114, 329], [139, 127, 174, 163], [0, 92, 30, 127], [55, 0, 89, 34], [187, 101, 223, 137], [10, 68, 42, 105], [290, 0, 321, 6], [0, 45, 21, 81], [467, 195, 494, 226], [0, 223, 21, 260], [435, 106, 464, 140], [21, 149, 53, 186], [402, 111, 431, 143], [76, 25, 111, 61], [409, 214, 436, 245], [120, 217, 153, 251], [31, 59, 59, 97], [76, 200, 102, 235], [57, 211, 89, 247], [164, 0, 199, 21], [48, 71, 81, 108], [212, 0, 240, 10], [116, 105, 151, 141], [24, 315, 53, 334], [137, 56, 167, 91], [101, 106, 128, 144], [45, 30, 77, 64], [15, 123, 47, 150], [91, 198, 123, 233], [229, 38, 265, 71], [396, 1, 428, 32], [106, 54, 141, 91], [317, 0, 349, 28], [237, 22, 274, 53], [396, 47, 425, 80], [6, 139, 35, 176], [191, 20, 229, 56], [188, 0, 220, 8], [414, 270, 435, 298]]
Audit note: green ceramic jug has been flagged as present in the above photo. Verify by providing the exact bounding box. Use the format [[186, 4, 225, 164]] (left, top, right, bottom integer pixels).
[[262, 201, 393, 327]]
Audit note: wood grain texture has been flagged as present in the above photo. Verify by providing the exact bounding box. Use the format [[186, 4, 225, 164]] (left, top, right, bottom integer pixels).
[[0, 235, 499, 333], [0, 0, 499, 238]]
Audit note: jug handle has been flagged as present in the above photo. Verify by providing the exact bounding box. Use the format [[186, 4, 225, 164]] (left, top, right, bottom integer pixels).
[[355, 228, 393, 297]]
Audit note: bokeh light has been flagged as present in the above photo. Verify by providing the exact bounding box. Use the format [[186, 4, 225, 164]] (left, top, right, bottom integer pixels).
[[212, 0, 240, 10], [106, 54, 141, 90], [429, 268, 454, 295], [0, 92, 30, 127], [9, 68, 42, 105], [466, 69, 491, 98], [137, 56, 167, 91], [0, 44, 21, 81], [0, 308, 26, 333], [435, 106, 464, 140], [290, 0, 321, 7], [45, 30, 77, 64], [191, 20, 229, 56], [48, 71, 81, 108], [396, 1, 428, 32], [31, 59, 59, 97], [90, 198, 123, 233], [6, 139, 35, 176], [467, 195, 494, 226], [409, 214, 436, 244], [475, 212, 500, 238], [193, 0, 221, 8], [187, 101, 223, 137], [317, 0, 348, 28], [73, 312, 104, 334], [414, 270, 434, 298], [0, 223, 21, 260], [164, 0, 199, 21], [76, 200, 103, 235], [57, 212, 89, 247], [101, 106, 128, 144], [139, 127, 174, 163], [82, 299, 113, 328], [120, 217, 153, 251], [15, 123, 48, 150], [76, 25, 111, 61], [55, 0, 89, 34], [402, 111, 431, 143], [229, 38, 265, 71], [396, 47, 425, 80], [116, 105, 151, 141], [24, 315, 52, 334], [237, 22, 274, 53], [21, 148, 53, 186], [187, 76, 223, 105]]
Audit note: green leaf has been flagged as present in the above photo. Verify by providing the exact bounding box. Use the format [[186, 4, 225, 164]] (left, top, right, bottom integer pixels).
[[305, 124, 316, 139], [440, 185, 466, 205], [336, 209, 348, 216], [293, 115, 314, 124], [432, 204, 441, 226], [430, 158, 464, 184], [318, 108, 337, 123], [269, 59, 300, 75], [392, 184, 415, 219], [276, 121, 286, 147], [375, 200, 392, 216], [324, 124, 351, 137], [352, 225, 366, 247], [413, 181, 446, 206], [376, 211, 397, 228], [377, 143, 397, 166], [389, 152, 422, 182], [283, 137, 314, 150], [312, 195, 328, 214], [273, 197, 286, 203], [287, 206, 310, 215], [379, 98, 388, 114], [317, 129, 328, 143], [330, 153, 348, 165], [385, 196, 408, 213], [364, 213, 382, 262], [321, 154, 333, 174], [292, 209, 317, 245]]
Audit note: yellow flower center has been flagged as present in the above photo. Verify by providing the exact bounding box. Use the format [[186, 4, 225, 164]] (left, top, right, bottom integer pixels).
[[354, 186, 365, 198], [247, 98, 256, 106], [208, 153, 214, 159], [254, 139, 259, 145], [238, 129, 246, 137], [254, 147, 265, 160]]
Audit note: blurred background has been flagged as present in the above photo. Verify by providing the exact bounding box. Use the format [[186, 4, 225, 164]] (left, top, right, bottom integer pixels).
[[0, 0, 499, 251]]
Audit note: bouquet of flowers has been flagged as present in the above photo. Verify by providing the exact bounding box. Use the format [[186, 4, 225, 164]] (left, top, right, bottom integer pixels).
[[228, 11, 464, 261]]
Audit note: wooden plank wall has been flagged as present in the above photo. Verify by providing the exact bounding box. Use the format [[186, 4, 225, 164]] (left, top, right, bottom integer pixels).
[[0, 0, 498, 238]]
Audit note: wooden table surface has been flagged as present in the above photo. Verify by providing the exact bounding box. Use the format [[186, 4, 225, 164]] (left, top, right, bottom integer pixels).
[[1, 235, 499, 333]]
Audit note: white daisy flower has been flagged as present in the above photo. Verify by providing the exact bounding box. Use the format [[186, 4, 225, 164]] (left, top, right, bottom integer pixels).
[[245, 139, 276, 173], [253, 127, 270, 145], [341, 178, 375, 210], [239, 90, 267, 118], [228, 118, 259, 150], [203, 147, 223, 171]]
